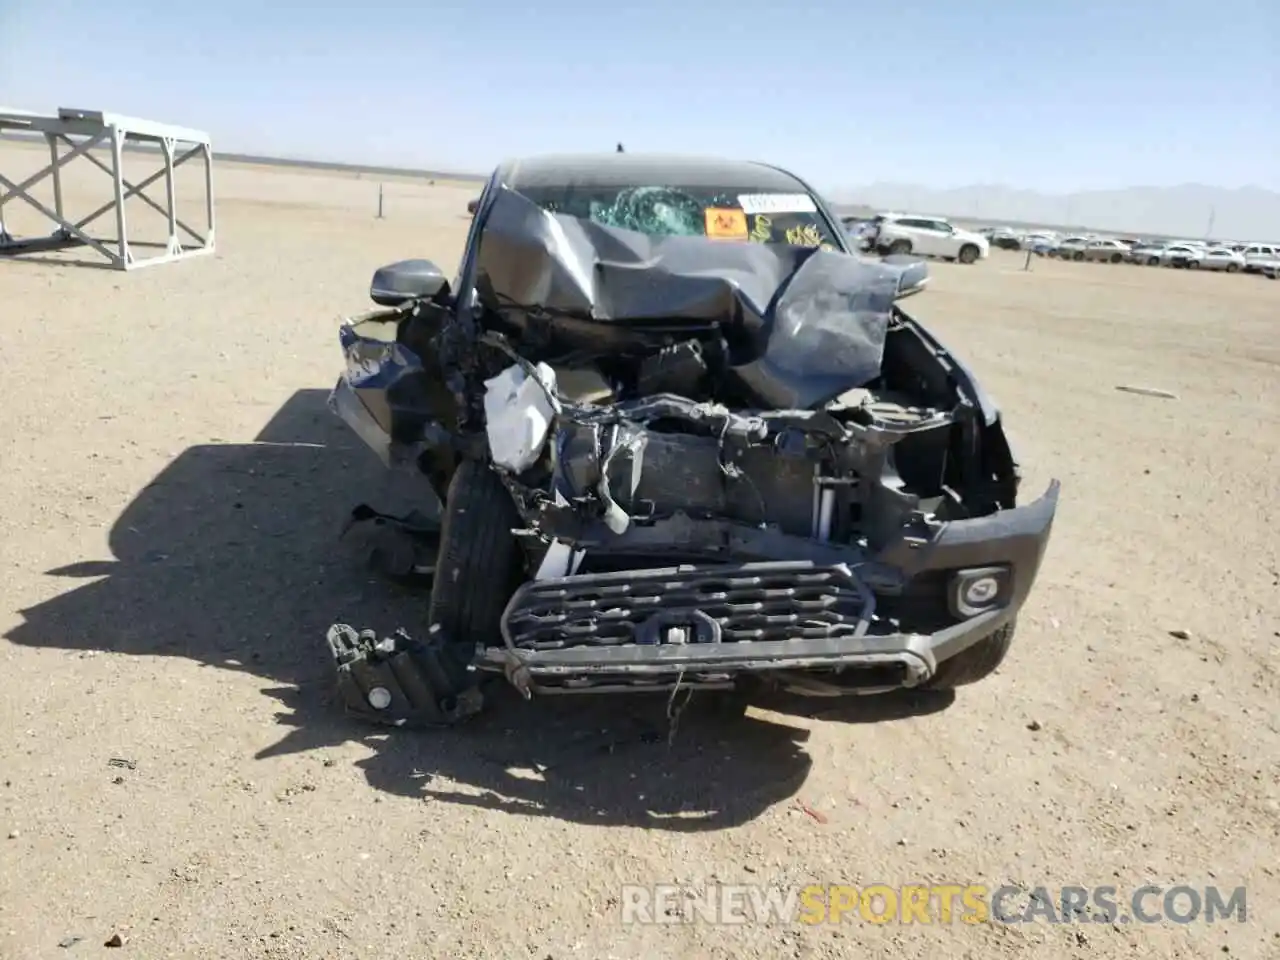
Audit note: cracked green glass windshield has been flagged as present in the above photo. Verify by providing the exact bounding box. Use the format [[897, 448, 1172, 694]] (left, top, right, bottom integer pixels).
[[520, 185, 841, 250]]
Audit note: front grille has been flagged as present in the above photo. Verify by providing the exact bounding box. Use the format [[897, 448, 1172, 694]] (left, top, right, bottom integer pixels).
[[501, 561, 875, 651]]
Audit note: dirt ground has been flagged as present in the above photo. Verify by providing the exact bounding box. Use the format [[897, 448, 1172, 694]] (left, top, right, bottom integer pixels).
[[1, 141, 1277, 959]]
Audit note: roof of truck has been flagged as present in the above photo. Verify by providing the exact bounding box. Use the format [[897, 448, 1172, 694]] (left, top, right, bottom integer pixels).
[[497, 153, 812, 192]]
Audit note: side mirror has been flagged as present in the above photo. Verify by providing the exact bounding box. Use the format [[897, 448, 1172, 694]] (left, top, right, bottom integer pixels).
[[369, 259, 449, 306], [467, 197, 480, 216], [881, 253, 929, 299]]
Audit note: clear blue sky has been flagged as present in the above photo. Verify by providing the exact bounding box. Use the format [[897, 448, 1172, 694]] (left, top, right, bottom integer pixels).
[[2, 0, 1276, 193]]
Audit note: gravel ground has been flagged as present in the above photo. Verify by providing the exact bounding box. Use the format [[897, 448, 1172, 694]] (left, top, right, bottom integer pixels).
[[1, 142, 1277, 959]]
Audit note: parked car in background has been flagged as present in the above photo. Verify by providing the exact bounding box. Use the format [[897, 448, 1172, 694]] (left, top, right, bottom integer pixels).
[[1081, 239, 1129, 263], [1241, 243, 1280, 273], [1127, 241, 1166, 265], [1021, 233, 1058, 254], [990, 228, 1023, 250], [1247, 250, 1280, 278], [867, 214, 990, 264], [840, 216, 876, 250], [1052, 237, 1091, 260], [1160, 244, 1205, 268], [1198, 247, 1247, 272]]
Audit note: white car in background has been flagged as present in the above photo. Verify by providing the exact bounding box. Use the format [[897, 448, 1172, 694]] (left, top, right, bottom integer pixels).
[[1159, 243, 1206, 268], [868, 214, 990, 264], [1248, 251, 1280, 278], [1198, 247, 1247, 272], [1080, 238, 1131, 263], [1052, 236, 1092, 260], [1241, 243, 1280, 273], [1127, 241, 1167, 265]]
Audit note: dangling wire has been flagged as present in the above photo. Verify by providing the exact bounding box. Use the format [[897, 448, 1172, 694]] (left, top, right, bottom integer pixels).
[[666, 667, 693, 746]]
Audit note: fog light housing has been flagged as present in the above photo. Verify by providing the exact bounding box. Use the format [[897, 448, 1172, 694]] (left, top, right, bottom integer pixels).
[[367, 686, 393, 710], [951, 566, 1009, 618]]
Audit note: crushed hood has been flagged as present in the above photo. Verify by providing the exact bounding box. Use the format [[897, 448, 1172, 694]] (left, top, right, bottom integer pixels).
[[473, 186, 909, 408]]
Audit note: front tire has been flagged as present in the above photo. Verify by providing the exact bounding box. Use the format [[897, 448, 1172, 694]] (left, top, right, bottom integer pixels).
[[957, 244, 980, 265], [888, 239, 912, 255], [923, 620, 1017, 689], [428, 460, 524, 669]]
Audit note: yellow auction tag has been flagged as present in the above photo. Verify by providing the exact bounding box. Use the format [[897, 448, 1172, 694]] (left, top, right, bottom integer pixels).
[[704, 207, 748, 241]]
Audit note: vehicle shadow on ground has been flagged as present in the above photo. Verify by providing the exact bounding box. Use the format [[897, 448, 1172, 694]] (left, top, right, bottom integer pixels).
[[6, 389, 954, 831]]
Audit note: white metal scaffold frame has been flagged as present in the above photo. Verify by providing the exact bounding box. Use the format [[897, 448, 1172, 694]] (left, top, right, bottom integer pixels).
[[0, 107, 215, 270]]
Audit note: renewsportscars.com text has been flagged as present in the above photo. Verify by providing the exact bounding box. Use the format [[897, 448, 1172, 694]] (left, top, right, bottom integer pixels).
[[620, 883, 1247, 926]]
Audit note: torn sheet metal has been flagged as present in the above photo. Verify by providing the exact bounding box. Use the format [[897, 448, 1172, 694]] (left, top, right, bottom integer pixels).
[[484, 362, 561, 473], [330, 313, 436, 467], [475, 186, 902, 408]]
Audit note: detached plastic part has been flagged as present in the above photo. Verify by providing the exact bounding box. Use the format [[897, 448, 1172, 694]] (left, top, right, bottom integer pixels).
[[326, 624, 484, 728], [483, 362, 559, 473]]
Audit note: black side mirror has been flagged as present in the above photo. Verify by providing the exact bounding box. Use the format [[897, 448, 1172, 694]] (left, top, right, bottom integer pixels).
[[369, 259, 449, 306], [467, 198, 479, 215]]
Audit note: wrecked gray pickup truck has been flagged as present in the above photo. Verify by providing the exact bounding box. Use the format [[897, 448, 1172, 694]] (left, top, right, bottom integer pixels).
[[325, 153, 1058, 726]]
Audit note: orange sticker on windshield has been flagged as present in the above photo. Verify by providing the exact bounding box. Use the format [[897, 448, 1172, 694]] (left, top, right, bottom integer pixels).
[[704, 207, 748, 241]]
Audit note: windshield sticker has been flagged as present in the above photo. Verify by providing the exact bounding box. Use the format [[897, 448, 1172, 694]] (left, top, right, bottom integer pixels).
[[704, 207, 749, 241], [738, 193, 818, 215], [749, 214, 772, 243], [784, 224, 826, 248]]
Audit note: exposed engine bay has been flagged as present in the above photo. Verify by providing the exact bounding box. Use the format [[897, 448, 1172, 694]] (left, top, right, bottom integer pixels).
[[363, 187, 1015, 538]]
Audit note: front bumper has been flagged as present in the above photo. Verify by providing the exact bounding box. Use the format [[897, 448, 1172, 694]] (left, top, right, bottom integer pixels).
[[490, 481, 1059, 695]]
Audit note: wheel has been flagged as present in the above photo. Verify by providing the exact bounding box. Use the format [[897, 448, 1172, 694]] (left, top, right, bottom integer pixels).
[[1226, 262, 1239, 273], [1186, 259, 1200, 269], [428, 459, 524, 671], [957, 244, 980, 265], [1071, 251, 1084, 261], [888, 239, 912, 255], [1109, 253, 1123, 264], [1147, 256, 1160, 266], [923, 620, 1017, 689]]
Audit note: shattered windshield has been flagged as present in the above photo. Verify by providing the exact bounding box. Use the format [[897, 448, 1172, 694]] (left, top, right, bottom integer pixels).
[[516, 184, 843, 251]]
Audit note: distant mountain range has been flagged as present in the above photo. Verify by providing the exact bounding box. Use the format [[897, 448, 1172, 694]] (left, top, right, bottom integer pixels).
[[828, 182, 1280, 242]]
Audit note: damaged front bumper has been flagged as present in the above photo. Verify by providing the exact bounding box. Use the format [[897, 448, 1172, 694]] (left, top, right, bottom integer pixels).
[[493, 480, 1059, 696], [327, 310, 1060, 703]]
